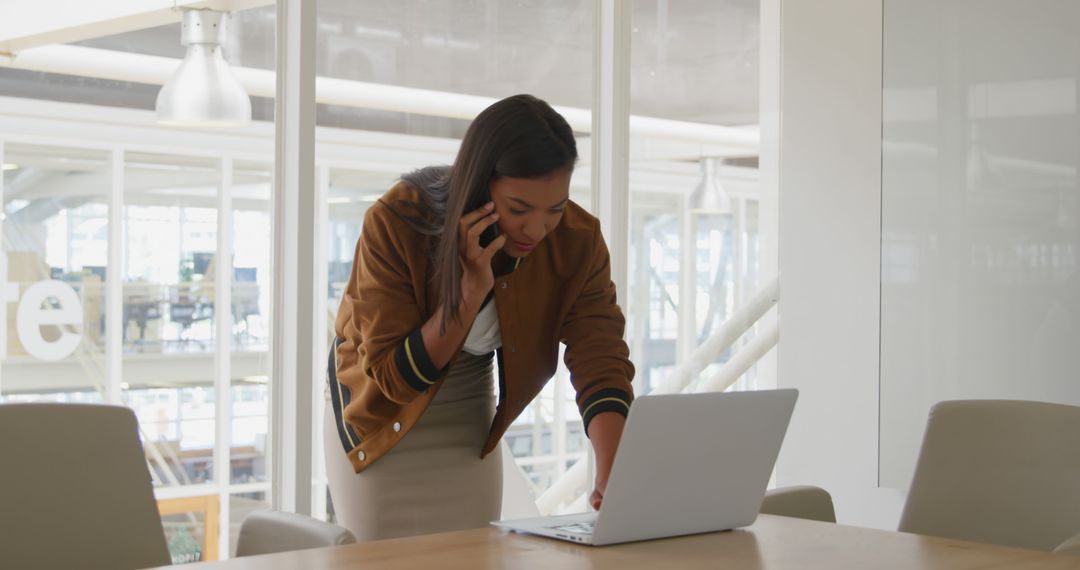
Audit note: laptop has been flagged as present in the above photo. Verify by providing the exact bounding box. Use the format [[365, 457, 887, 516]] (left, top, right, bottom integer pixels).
[[492, 388, 798, 546]]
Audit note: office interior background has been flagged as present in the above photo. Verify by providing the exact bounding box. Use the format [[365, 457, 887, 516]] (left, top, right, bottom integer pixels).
[[0, 0, 1076, 563]]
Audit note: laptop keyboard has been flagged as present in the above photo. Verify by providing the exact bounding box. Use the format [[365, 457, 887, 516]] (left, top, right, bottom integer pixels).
[[546, 521, 595, 535]]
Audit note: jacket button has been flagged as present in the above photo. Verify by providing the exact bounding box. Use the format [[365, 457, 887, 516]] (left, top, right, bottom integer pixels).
[[358, 450, 366, 461], [393, 422, 401, 432], [500, 282, 508, 289]]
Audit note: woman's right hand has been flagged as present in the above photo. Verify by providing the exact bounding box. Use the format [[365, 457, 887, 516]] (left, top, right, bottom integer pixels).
[[458, 201, 507, 307]]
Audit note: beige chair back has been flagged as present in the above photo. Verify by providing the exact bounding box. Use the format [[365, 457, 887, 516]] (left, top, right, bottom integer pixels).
[[760, 485, 837, 523], [235, 510, 356, 556], [0, 403, 170, 569], [898, 400, 1080, 551]]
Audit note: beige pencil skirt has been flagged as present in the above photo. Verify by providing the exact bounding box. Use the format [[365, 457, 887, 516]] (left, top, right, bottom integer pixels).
[[323, 351, 502, 542]]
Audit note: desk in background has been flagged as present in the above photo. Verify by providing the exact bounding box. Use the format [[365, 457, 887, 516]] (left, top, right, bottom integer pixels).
[[148, 514, 1079, 570]]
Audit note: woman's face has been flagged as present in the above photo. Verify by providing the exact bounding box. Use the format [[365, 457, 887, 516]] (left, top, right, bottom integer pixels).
[[488, 168, 572, 257]]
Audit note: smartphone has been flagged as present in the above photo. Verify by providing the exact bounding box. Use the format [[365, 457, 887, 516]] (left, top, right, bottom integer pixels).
[[479, 223, 500, 248], [473, 189, 500, 248]]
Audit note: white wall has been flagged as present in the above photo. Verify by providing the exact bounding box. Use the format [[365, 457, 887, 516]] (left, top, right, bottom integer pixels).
[[754, 0, 781, 394], [774, 0, 907, 529]]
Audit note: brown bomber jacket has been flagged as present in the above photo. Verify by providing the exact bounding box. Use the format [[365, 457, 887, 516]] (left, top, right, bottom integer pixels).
[[328, 177, 635, 473]]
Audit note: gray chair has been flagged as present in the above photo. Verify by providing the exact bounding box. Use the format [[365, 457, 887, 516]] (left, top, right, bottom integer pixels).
[[0, 403, 357, 568], [1055, 532, 1080, 555], [760, 485, 837, 523], [0, 403, 171, 570], [235, 510, 356, 556], [898, 400, 1080, 552]]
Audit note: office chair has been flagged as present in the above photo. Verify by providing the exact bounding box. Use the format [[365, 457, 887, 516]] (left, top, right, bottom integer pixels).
[[898, 400, 1080, 552], [1056, 533, 1080, 554], [235, 510, 356, 556], [170, 284, 213, 348], [760, 485, 837, 523], [0, 403, 171, 570], [0, 403, 356, 568]]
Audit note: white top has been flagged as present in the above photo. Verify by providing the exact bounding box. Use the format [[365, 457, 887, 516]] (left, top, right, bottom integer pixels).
[[463, 298, 501, 355]]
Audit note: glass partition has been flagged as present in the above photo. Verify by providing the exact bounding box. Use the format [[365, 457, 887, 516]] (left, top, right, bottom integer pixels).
[[880, 0, 1080, 489], [0, 2, 277, 559], [231, 160, 272, 487], [628, 1, 765, 396], [1, 143, 110, 401], [313, 0, 596, 513], [0, 0, 777, 547], [123, 152, 219, 487]]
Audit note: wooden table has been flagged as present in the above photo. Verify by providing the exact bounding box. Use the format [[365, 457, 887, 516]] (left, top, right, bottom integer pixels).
[[160, 514, 1080, 569]]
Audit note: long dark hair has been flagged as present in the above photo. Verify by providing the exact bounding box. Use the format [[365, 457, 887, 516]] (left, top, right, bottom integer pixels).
[[389, 94, 578, 332]]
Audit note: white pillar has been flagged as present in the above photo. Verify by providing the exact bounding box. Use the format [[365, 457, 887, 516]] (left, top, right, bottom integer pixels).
[[0, 141, 4, 397], [311, 164, 330, 520], [592, 0, 631, 301], [775, 0, 900, 528], [733, 198, 747, 390], [630, 208, 650, 394], [106, 149, 124, 405], [678, 197, 696, 363], [271, 0, 317, 516], [755, 0, 781, 393], [215, 157, 234, 556], [589, 0, 631, 512]]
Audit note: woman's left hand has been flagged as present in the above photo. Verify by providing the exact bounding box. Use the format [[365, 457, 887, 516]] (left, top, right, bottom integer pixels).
[[586, 413, 625, 511], [590, 479, 607, 510]]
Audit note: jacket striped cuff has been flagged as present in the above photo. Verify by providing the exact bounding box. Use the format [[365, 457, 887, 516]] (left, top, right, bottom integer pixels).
[[580, 387, 633, 434], [328, 337, 362, 454], [393, 328, 447, 392]]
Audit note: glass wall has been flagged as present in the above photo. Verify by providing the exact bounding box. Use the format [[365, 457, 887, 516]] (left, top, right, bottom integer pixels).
[[231, 160, 273, 494], [0, 3, 277, 561], [0, 144, 275, 561], [1, 143, 110, 400], [312, 0, 597, 515], [305, 0, 771, 515], [123, 153, 219, 490], [1, 0, 775, 545], [627, 0, 765, 395], [880, 0, 1080, 490]]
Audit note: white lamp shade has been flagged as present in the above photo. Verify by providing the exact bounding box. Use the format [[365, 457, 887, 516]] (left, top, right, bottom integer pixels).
[[689, 157, 731, 213], [156, 10, 251, 127]]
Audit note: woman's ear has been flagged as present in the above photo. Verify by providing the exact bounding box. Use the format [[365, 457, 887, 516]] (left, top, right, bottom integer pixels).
[[486, 176, 500, 203]]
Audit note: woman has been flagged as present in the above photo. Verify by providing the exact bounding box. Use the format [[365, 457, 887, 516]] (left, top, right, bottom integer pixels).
[[325, 94, 635, 542]]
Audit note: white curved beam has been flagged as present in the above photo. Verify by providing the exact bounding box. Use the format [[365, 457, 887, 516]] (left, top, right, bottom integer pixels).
[[0, 0, 272, 53], [1, 44, 760, 151]]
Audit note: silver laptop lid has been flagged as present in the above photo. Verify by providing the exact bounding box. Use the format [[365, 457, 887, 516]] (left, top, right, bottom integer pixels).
[[592, 389, 798, 545]]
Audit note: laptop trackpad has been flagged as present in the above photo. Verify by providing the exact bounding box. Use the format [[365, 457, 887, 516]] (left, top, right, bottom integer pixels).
[[544, 513, 598, 534], [496, 511, 597, 534]]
